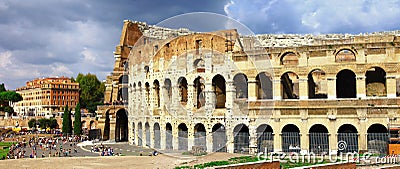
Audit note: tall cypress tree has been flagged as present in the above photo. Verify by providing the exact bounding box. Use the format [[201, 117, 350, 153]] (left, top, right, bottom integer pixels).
[[62, 105, 72, 135], [74, 102, 82, 135]]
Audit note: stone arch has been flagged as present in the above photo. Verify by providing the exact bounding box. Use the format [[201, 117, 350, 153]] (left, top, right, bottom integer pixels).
[[256, 124, 274, 153], [280, 51, 299, 65], [256, 72, 273, 99], [81, 120, 87, 130], [194, 123, 207, 151], [337, 124, 358, 153], [336, 69, 356, 98], [145, 122, 150, 147], [144, 65, 150, 78], [90, 120, 96, 130], [153, 80, 160, 107], [335, 48, 356, 62], [367, 123, 388, 155], [233, 73, 248, 99], [115, 109, 128, 142], [178, 123, 188, 151], [145, 82, 150, 106], [166, 123, 173, 149], [281, 71, 299, 99], [366, 67, 387, 97], [212, 74, 226, 108], [153, 123, 161, 149], [177, 77, 188, 104], [233, 124, 250, 153], [164, 78, 172, 103], [309, 124, 329, 154], [281, 124, 301, 153], [103, 110, 110, 140], [308, 69, 327, 99], [194, 58, 205, 72], [138, 122, 143, 146], [212, 123, 227, 152], [194, 76, 206, 109]]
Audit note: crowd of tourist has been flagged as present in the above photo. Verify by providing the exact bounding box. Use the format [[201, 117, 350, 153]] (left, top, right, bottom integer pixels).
[[4, 135, 89, 160], [90, 143, 117, 156]]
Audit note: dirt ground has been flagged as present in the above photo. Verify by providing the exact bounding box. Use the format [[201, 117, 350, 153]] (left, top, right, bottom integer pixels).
[[0, 152, 243, 169]]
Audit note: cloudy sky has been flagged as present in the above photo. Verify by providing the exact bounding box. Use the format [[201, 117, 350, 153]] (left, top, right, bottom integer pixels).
[[1, 0, 400, 90]]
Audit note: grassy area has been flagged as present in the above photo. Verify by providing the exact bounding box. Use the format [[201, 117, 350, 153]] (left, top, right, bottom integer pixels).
[[280, 161, 327, 169], [175, 156, 265, 169], [0, 142, 15, 160]]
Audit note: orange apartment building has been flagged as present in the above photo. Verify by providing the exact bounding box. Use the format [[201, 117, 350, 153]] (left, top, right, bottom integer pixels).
[[14, 77, 80, 117]]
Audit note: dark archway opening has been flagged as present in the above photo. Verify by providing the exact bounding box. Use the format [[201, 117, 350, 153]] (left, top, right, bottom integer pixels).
[[103, 110, 110, 140], [338, 124, 358, 153], [115, 109, 128, 142], [138, 122, 143, 146], [233, 124, 250, 153], [281, 124, 300, 153], [281, 72, 299, 99], [256, 72, 273, 99], [309, 124, 329, 154], [212, 74, 226, 108], [194, 77, 205, 109], [257, 124, 273, 153], [367, 123, 388, 155], [212, 123, 227, 152], [178, 77, 188, 104], [178, 123, 188, 151], [154, 123, 161, 149], [308, 69, 327, 99], [166, 123, 173, 149], [336, 70, 356, 98], [366, 67, 386, 97], [194, 123, 206, 151], [233, 73, 248, 99], [145, 122, 150, 147]]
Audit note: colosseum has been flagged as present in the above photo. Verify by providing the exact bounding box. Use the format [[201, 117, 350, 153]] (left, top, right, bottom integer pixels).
[[97, 20, 400, 155]]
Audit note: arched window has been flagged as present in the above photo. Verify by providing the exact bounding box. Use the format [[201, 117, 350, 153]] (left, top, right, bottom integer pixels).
[[366, 67, 386, 97], [256, 72, 273, 99], [233, 73, 248, 99], [178, 77, 188, 103], [335, 49, 356, 62], [281, 72, 299, 99], [308, 69, 327, 99], [212, 74, 226, 108], [336, 69, 356, 98], [194, 76, 205, 109], [280, 52, 298, 65], [153, 80, 160, 107]]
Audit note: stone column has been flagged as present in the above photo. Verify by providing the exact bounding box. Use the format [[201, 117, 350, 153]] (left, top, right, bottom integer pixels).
[[356, 76, 366, 98], [206, 130, 213, 153], [274, 132, 282, 152], [225, 80, 235, 110], [298, 78, 308, 100], [160, 122, 166, 150], [173, 124, 179, 150], [327, 77, 336, 99], [273, 79, 282, 100], [187, 83, 194, 110], [226, 125, 234, 153], [358, 120, 367, 153], [247, 80, 257, 101], [249, 124, 257, 154], [386, 75, 397, 98], [109, 118, 116, 141], [204, 82, 215, 116], [187, 125, 194, 151]]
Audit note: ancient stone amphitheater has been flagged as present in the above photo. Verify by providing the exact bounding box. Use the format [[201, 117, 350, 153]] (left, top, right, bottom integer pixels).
[[97, 20, 400, 155]]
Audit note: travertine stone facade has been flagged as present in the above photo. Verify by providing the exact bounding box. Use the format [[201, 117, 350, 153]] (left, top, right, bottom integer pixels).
[[98, 20, 400, 155]]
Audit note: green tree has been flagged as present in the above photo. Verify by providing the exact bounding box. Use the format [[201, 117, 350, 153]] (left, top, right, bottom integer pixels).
[[38, 118, 48, 129], [62, 105, 72, 135], [49, 118, 58, 129], [73, 102, 82, 135], [28, 119, 37, 129], [0, 91, 22, 106], [0, 83, 5, 92], [75, 73, 105, 114]]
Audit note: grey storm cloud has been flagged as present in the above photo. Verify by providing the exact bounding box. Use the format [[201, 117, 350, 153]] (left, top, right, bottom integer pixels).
[[1, 0, 399, 89]]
